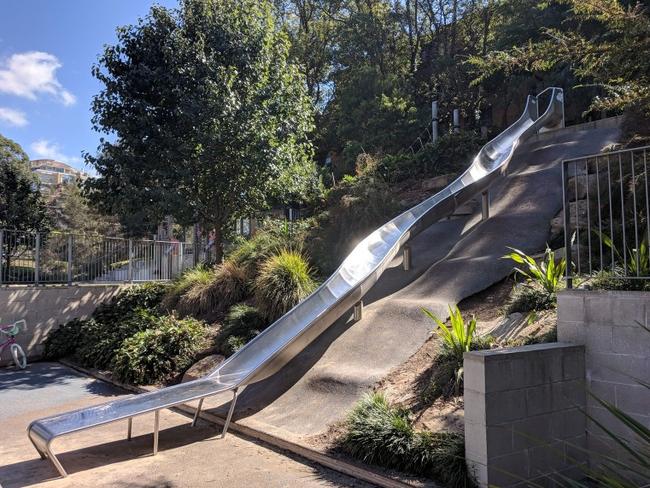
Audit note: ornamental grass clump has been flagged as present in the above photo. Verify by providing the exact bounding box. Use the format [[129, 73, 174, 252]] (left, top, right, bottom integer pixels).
[[503, 245, 566, 295], [161, 265, 215, 311], [176, 261, 247, 317], [254, 250, 317, 321], [341, 393, 472, 487], [112, 315, 207, 385]]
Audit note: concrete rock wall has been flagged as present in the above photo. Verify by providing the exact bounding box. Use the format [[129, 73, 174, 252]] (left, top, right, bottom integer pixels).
[[0, 285, 124, 365]]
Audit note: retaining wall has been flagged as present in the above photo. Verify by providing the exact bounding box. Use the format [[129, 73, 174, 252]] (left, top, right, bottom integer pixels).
[[464, 343, 587, 487], [0, 285, 125, 365], [557, 289, 650, 466]]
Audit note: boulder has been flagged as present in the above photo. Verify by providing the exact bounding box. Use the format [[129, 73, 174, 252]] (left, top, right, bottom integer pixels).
[[182, 354, 225, 382]]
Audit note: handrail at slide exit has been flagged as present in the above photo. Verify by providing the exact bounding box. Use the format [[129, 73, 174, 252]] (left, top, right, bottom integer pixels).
[[27, 88, 565, 477]]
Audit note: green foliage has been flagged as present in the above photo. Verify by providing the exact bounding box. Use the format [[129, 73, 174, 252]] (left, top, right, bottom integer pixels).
[[598, 231, 650, 277], [228, 228, 292, 276], [422, 305, 477, 363], [176, 261, 247, 317], [42, 282, 169, 368], [503, 246, 566, 295], [377, 132, 485, 184], [112, 315, 206, 385], [217, 304, 267, 356], [504, 283, 557, 315], [585, 269, 650, 292], [255, 250, 317, 321], [42, 318, 85, 360], [161, 266, 215, 311], [86, 0, 316, 260], [307, 175, 400, 274], [341, 393, 473, 487], [420, 305, 491, 402]]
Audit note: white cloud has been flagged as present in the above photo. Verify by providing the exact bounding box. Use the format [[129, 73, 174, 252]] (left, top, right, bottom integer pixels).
[[0, 107, 27, 127], [0, 51, 76, 106], [30, 139, 82, 165]]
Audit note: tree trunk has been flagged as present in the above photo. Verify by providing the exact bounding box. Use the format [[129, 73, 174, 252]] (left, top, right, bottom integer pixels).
[[212, 224, 224, 264]]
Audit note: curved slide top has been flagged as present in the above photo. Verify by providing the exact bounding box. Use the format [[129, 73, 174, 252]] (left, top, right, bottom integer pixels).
[[28, 88, 564, 477]]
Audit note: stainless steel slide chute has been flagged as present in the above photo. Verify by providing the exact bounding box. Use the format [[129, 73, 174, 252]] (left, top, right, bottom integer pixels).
[[27, 88, 564, 477]]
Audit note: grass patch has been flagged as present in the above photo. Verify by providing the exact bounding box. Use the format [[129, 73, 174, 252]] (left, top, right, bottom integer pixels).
[[254, 249, 317, 321], [341, 393, 473, 487], [504, 283, 556, 315], [161, 266, 215, 311]]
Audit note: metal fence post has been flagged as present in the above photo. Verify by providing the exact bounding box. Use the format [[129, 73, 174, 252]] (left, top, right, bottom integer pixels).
[[67, 234, 73, 285], [34, 232, 41, 285], [561, 161, 573, 289], [128, 239, 133, 283], [0, 229, 3, 286]]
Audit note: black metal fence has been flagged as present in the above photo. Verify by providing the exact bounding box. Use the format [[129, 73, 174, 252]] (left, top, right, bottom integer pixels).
[[562, 145, 650, 287]]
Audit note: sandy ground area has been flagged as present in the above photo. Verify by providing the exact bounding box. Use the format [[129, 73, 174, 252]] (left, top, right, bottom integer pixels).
[[0, 362, 372, 488]]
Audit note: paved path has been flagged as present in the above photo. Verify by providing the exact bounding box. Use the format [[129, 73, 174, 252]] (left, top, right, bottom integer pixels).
[[0, 362, 372, 488]]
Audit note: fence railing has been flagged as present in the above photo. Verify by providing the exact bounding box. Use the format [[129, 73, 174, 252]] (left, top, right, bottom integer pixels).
[[0, 229, 201, 285], [562, 145, 650, 287]]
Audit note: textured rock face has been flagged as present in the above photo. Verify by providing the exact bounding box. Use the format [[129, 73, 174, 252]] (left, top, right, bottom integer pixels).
[[182, 354, 225, 382]]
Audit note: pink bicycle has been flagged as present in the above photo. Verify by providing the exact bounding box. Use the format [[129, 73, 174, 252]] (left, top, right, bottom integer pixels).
[[1, 320, 27, 369]]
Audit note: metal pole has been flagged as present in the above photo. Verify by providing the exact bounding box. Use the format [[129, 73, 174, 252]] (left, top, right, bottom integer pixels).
[[453, 109, 460, 133], [192, 398, 204, 427], [221, 388, 239, 438], [353, 301, 363, 321], [562, 161, 573, 288], [153, 410, 160, 455], [67, 234, 73, 285], [0, 230, 3, 285], [481, 191, 490, 221], [127, 417, 133, 440], [34, 233, 40, 285], [128, 239, 133, 283], [402, 245, 411, 271], [431, 101, 438, 142]]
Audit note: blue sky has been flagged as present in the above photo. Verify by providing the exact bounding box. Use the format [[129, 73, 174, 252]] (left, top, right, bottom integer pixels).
[[0, 0, 178, 172]]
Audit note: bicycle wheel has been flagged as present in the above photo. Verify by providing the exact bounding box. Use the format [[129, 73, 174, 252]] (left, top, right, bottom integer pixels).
[[10, 343, 27, 369]]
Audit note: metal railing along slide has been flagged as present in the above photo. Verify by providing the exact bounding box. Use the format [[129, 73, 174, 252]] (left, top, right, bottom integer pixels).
[[27, 88, 565, 477], [562, 144, 650, 287]]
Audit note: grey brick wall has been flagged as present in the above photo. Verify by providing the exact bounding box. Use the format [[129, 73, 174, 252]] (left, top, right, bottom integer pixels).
[[0, 284, 125, 364], [464, 343, 587, 487], [557, 289, 650, 466]]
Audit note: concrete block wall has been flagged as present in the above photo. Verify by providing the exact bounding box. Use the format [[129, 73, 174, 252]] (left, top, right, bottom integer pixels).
[[0, 285, 125, 365], [464, 343, 587, 487], [557, 289, 650, 465]]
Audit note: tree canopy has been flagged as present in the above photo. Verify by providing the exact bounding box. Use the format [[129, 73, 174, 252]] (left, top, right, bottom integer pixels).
[[0, 134, 49, 232], [86, 0, 317, 259]]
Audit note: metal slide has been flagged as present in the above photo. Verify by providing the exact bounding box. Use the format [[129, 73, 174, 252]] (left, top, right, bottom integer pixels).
[[28, 88, 565, 477]]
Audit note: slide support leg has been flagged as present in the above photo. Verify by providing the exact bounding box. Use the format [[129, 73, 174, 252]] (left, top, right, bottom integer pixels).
[[153, 410, 160, 455], [127, 417, 133, 440], [402, 245, 411, 271], [221, 388, 239, 439], [192, 398, 204, 427], [353, 301, 363, 321], [481, 190, 490, 221]]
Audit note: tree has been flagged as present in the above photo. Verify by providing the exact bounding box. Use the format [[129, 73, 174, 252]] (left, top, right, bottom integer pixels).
[[86, 0, 316, 261], [0, 135, 49, 232], [0, 134, 50, 281]]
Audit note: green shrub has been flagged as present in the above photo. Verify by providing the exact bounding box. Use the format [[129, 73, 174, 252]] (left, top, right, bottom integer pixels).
[[42, 282, 169, 367], [228, 231, 286, 276], [112, 315, 207, 385], [176, 261, 247, 317], [585, 269, 650, 291], [255, 250, 317, 321], [504, 283, 556, 314], [217, 303, 267, 356], [503, 246, 566, 295], [74, 308, 159, 369], [341, 393, 472, 487], [422, 305, 477, 363], [161, 266, 215, 311], [42, 318, 85, 359]]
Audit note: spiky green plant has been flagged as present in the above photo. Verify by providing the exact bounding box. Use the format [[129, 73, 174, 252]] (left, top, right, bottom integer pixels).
[[596, 230, 650, 277], [422, 305, 477, 362], [503, 246, 566, 294], [254, 249, 317, 321]]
